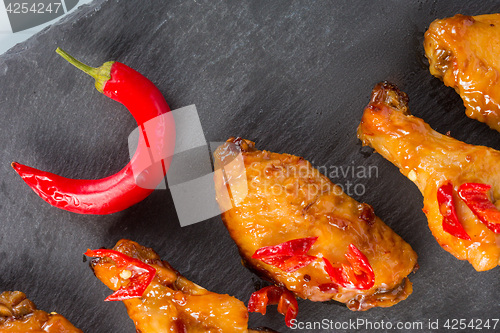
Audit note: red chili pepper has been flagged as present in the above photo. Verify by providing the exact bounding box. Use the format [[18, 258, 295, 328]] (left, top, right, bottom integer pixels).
[[458, 183, 500, 233], [12, 48, 175, 214], [436, 182, 471, 240], [252, 237, 318, 272], [323, 243, 375, 290], [247, 286, 298, 328], [84, 249, 156, 301]]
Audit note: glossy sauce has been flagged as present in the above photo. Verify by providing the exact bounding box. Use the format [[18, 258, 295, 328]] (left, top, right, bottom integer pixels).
[[214, 138, 417, 310], [358, 82, 500, 271], [91, 239, 251, 333], [0, 291, 82, 332], [425, 14, 500, 131]]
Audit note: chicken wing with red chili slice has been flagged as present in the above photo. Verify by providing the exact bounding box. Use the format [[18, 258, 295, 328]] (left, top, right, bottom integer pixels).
[[425, 14, 500, 131], [0, 291, 82, 332], [213, 138, 418, 311], [358, 82, 500, 271], [88, 239, 272, 333]]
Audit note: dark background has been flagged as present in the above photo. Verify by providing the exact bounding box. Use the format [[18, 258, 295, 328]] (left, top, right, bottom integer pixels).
[[0, 1, 499, 332]]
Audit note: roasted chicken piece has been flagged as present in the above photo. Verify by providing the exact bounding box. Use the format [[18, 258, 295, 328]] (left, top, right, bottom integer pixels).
[[213, 138, 418, 311], [0, 291, 82, 332], [425, 13, 500, 131], [88, 239, 270, 333], [358, 82, 500, 271]]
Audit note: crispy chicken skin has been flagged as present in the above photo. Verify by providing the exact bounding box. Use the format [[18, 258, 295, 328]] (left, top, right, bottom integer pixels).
[[213, 138, 418, 311], [358, 82, 500, 271], [89, 239, 266, 333], [425, 14, 500, 131], [0, 291, 82, 332]]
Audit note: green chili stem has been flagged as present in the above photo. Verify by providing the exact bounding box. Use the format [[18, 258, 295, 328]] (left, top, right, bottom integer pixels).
[[55, 47, 113, 93], [56, 47, 99, 79]]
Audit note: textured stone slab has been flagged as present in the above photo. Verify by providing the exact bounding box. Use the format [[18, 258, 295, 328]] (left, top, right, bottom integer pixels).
[[0, 1, 499, 332]]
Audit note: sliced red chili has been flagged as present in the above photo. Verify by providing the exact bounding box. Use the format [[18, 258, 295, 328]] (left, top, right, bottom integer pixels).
[[345, 244, 375, 289], [437, 182, 471, 240], [323, 243, 375, 290], [259, 254, 317, 272], [458, 183, 500, 233], [248, 286, 298, 328], [252, 237, 318, 257], [85, 249, 156, 301], [252, 237, 318, 272], [322, 257, 343, 286]]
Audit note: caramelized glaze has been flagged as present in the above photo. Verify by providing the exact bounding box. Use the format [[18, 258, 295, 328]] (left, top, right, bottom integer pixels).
[[425, 14, 500, 131], [358, 82, 500, 271], [90, 239, 254, 333], [213, 138, 417, 310], [0, 291, 82, 332]]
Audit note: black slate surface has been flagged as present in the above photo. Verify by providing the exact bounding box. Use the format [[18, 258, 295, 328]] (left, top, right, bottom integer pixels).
[[1, 1, 499, 332]]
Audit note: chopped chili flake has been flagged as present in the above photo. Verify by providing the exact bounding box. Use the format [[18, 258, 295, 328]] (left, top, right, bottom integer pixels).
[[437, 182, 471, 240], [252, 237, 318, 272], [458, 183, 500, 233], [323, 244, 375, 290], [248, 286, 298, 328], [85, 249, 156, 301]]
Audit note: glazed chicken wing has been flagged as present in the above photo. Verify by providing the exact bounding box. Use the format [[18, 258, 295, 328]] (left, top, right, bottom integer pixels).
[[0, 291, 82, 332], [213, 138, 417, 311], [358, 82, 500, 271], [88, 239, 269, 333], [425, 13, 500, 131]]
